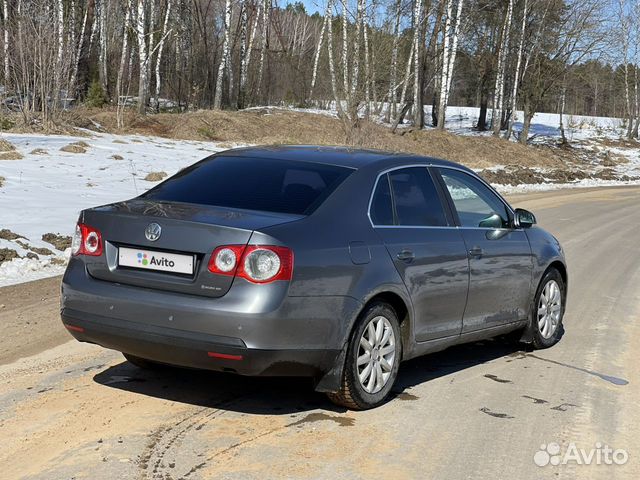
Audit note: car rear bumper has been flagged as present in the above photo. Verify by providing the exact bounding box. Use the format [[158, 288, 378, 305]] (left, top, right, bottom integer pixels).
[[61, 259, 361, 377], [62, 309, 340, 376]]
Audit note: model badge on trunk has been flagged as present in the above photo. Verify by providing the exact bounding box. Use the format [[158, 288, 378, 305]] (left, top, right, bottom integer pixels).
[[145, 223, 162, 241]]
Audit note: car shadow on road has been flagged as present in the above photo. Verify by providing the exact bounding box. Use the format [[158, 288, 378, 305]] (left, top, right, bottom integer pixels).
[[93, 336, 526, 414]]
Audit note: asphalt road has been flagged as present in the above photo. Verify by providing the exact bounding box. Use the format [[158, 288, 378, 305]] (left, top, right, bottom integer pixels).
[[1, 186, 639, 480]]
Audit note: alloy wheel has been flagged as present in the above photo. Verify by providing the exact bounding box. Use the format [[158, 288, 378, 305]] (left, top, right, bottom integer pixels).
[[357, 315, 397, 394]]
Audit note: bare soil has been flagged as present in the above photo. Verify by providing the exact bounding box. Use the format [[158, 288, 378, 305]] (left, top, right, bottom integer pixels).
[[42, 233, 72, 251], [0, 276, 66, 364]]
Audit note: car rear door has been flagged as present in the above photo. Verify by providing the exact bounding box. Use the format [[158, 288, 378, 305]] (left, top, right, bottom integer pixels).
[[434, 167, 534, 333], [370, 166, 469, 342]]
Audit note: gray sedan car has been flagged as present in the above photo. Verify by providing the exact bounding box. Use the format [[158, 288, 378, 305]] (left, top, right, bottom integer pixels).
[[62, 146, 567, 409]]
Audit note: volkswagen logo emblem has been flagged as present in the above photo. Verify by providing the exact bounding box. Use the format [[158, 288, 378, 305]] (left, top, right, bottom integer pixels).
[[145, 223, 162, 242]]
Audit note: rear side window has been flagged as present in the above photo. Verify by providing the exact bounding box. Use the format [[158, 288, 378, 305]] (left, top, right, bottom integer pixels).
[[143, 156, 353, 215], [388, 168, 447, 226], [370, 175, 394, 225], [370, 167, 448, 227]]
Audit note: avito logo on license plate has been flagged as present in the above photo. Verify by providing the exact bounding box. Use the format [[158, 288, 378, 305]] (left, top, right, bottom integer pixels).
[[119, 247, 194, 275]]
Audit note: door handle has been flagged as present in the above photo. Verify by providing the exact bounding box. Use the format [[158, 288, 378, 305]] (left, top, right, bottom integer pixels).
[[397, 250, 415, 262], [468, 247, 484, 257]]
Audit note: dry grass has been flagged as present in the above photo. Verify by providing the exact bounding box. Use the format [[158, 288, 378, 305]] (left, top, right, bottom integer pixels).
[[0, 138, 16, 152], [30, 148, 49, 155], [144, 171, 168, 182], [111, 154, 124, 160], [0, 176, 4, 187], [60, 141, 90, 154], [0, 151, 23, 160], [86, 107, 567, 171]]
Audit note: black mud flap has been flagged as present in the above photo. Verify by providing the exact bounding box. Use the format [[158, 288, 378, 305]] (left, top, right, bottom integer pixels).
[[313, 342, 348, 393]]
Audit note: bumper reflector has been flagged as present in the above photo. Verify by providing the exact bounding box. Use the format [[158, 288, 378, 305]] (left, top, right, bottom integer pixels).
[[207, 352, 243, 361], [64, 324, 85, 333]]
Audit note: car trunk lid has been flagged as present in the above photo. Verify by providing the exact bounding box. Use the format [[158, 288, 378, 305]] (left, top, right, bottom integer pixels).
[[81, 199, 303, 298]]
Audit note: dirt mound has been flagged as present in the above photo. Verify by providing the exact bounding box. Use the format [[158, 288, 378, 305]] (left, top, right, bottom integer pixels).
[[0, 248, 18, 264], [144, 171, 168, 182], [0, 138, 16, 151], [42, 233, 72, 251], [0, 151, 23, 160], [30, 148, 49, 155], [60, 141, 90, 153], [0, 176, 4, 187], [0, 229, 25, 241], [85, 108, 567, 171]]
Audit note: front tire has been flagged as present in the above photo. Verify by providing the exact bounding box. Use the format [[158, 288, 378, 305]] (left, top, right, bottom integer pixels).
[[529, 268, 566, 349], [327, 302, 402, 410]]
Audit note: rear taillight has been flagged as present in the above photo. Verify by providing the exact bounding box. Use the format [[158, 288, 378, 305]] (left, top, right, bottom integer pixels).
[[72, 223, 103, 256], [208, 245, 293, 283]]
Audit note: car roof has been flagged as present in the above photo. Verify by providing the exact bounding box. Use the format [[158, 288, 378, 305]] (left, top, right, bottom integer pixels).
[[220, 145, 471, 172]]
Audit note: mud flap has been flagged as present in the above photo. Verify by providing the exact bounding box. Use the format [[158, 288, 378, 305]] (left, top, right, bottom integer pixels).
[[519, 313, 534, 343], [313, 342, 348, 393]]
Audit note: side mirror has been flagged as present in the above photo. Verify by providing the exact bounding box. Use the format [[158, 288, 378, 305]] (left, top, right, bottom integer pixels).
[[514, 208, 536, 228]]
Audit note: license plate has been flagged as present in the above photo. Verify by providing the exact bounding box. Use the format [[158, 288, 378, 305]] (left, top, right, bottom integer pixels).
[[118, 247, 194, 275]]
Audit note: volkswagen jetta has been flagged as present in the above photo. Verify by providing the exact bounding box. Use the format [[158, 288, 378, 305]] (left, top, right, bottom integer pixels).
[[61, 146, 567, 409]]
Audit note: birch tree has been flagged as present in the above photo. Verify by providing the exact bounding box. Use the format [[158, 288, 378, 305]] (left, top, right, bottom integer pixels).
[[412, 0, 424, 128], [98, 0, 108, 95], [492, 0, 514, 135], [136, 0, 149, 113], [154, 0, 172, 111], [309, 0, 330, 101], [385, 0, 402, 122], [213, 0, 231, 109], [505, 0, 528, 139], [3, 0, 9, 87], [437, 0, 465, 129], [256, 0, 269, 100]]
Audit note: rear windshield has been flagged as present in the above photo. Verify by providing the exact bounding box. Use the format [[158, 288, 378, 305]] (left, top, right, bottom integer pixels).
[[143, 156, 354, 215]]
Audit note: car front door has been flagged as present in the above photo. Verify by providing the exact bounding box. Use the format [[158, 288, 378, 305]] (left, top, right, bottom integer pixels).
[[435, 167, 534, 333], [369, 166, 469, 342]]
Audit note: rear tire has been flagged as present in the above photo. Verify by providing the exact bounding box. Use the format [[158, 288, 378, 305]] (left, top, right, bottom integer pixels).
[[327, 302, 402, 410], [529, 268, 566, 349], [123, 353, 164, 370]]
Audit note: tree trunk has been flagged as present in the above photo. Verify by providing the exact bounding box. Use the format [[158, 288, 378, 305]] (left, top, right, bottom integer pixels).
[[520, 100, 533, 144], [117, 0, 132, 127], [154, 0, 172, 112], [341, 0, 348, 99], [213, 0, 231, 109], [506, 0, 527, 139], [99, 0, 108, 96], [309, 4, 329, 102], [492, 0, 513, 136], [477, 93, 488, 130], [412, 0, 424, 128], [136, 0, 148, 114], [256, 0, 269, 101], [3, 0, 8, 87], [386, 0, 402, 123], [70, 0, 91, 97], [326, 0, 344, 116]]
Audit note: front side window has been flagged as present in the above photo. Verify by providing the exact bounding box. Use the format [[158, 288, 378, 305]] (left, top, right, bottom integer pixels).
[[439, 169, 510, 228], [389, 168, 447, 227]]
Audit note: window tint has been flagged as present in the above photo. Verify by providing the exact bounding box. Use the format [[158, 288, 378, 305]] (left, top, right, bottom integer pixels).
[[143, 156, 353, 215], [388, 168, 447, 226], [370, 174, 394, 225], [439, 169, 510, 228]]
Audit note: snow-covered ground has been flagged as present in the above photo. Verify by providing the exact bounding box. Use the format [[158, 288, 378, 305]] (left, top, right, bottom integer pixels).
[[0, 105, 639, 287], [0, 132, 243, 287]]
